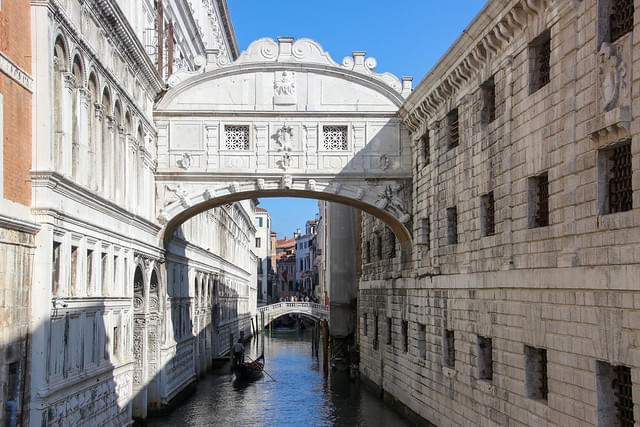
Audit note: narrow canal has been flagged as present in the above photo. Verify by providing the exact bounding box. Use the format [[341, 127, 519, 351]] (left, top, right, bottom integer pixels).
[[148, 327, 415, 426]]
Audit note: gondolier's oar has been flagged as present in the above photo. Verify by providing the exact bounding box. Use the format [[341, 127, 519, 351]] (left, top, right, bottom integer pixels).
[[262, 368, 277, 382]]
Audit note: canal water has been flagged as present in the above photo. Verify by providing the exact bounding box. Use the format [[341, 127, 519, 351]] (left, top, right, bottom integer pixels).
[[148, 327, 415, 426]]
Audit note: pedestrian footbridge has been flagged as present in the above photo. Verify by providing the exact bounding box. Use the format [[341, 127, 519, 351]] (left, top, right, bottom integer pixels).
[[256, 302, 329, 330]]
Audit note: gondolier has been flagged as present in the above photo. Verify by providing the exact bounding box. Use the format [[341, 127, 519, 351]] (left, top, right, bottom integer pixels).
[[233, 338, 245, 367]]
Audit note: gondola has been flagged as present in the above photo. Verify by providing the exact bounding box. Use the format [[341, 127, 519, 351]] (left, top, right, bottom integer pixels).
[[232, 353, 264, 381]]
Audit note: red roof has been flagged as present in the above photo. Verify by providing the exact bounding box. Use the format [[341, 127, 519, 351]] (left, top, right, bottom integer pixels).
[[256, 207, 268, 213]]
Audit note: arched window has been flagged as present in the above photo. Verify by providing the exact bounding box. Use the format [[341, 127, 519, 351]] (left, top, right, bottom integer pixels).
[[87, 73, 98, 189], [53, 37, 67, 171], [136, 124, 144, 214], [71, 55, 84, 181], [100, 88, 111, 195]]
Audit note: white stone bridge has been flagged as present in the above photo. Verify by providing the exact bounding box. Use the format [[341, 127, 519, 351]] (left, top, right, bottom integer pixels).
[[256, 302, 329, 330]]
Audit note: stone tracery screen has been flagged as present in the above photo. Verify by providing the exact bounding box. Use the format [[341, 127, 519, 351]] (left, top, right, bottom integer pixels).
[[322, 126, 348, 150], [224, 125, 250, 150]]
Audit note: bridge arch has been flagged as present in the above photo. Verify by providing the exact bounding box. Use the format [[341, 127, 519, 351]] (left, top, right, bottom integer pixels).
[[154, 37, 415, 248]]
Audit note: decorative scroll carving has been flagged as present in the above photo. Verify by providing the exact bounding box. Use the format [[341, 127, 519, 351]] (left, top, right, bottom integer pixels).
[[307, 179, 316, 191], [167, 55, 206, 87], [203, 188, 215, 200], [376, 184, 411, 224], [281, 175, 292, 189], [177, 152, 192, 170], [229, 182, 240, 193], [275, 124, 294, 151], [165, 185, 191, 208], [378, 153, 390, 170]]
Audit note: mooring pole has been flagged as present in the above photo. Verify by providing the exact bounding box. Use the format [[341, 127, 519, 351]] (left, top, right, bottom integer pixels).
[[322, 320, 329, 375]]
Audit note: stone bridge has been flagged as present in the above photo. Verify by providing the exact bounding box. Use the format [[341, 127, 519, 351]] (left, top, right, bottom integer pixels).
[[153, 37, 415, 244], [256, 302, 329, 331]]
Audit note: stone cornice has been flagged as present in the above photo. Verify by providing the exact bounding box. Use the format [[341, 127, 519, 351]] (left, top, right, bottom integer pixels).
[[399, 0, 553, 132], [215, 0, 239, 60], [0, 212, 40, 235], [89, 0, 164, 94]]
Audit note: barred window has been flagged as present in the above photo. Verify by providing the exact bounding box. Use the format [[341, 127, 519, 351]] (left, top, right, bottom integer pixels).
[[447, 207, 458, 245], [224, 125, 249, 150], [418, 217, 430, 247], [323, 126, 348, 150], [596, 361, 634, 427], [421, 132, 430, 167], [525, 346, 548, 401], [610, 0, 634, 42], [448, 109, 459, 149], [481, 192, 495, 236], [530, 30, 551, 94], [388, 228, 396, 258], [477, 336, 493, 381], [481, 76, 496, 124], [443, 329, 455, 368], [402, 320, 409, 353], [377, 234, 383, 260], [609, 142, 633, 213], [528, 173, 549, 228]]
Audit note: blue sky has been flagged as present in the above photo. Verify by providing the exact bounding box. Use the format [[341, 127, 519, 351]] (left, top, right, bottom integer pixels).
[[227, 1, 487, 237]]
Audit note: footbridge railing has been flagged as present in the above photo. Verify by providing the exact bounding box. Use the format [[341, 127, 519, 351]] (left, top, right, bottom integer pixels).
[[255, 302, 329, 331]]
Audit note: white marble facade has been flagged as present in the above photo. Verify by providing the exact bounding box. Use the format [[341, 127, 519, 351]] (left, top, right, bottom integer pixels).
[[28, 0, 253, 425]]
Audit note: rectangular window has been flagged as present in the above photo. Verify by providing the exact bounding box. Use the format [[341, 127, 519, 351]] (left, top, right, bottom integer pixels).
[[481, 76, 496, 124], [224, 125, 250, 150], [447, 207, 458, 245], [528, 173, 549, 228], [365, 241, 371, 263], [377, 234, 383, 260], [388, 228, 396, 258], [421, 132, 430, 167], [481, 192, 496, 236], [610, 0, 634, 42], [363, 313, 368, 337], [596, 361, 634, 426], [529, 30, 551, 93], [418, 217, 430, 247], [599, 141, 633, 214], [448, 108, 459, 149], [386, 317, 392, 346], [418, 324, 427, 359], [525, 346, 548, 401], [443, 329, 455, 368], [402, 320, 409, 353], [373, 314, 379, 350], [70, 246, 79, 295], [113, 326, 119, 357], [257, 217, 263, 227], [323, 125, 348, 150], [477, 336, 493, 381], [52, 242, 62, 295], [255, 237, 261, 248]]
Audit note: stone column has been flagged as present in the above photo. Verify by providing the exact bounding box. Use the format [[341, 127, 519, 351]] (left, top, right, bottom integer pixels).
[[93, 104, 104, 192], [62, 72, 76, 177], [117, 126, 126, 205], [78, 88, 90, 186], [105, 116, 116, 200], [501, 56, 515, 270]]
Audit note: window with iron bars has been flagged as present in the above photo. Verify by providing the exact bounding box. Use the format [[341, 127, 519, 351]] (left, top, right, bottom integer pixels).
[[386, 317, 393, 345], [448, 109, 459, 149], [609, 142, 633, 213], [481, 192, 496, 236], [388, 228, 396, 258], [418, 217, 430, 248], [528, 173, 549, 228], [402, 320, 409, 353], [529, 30, 551, 94], [377, 234, 383, 260], [373, 314, 379, 350], [481, 76, 496, 125], [525, 346, 548, 401], [443, 329, 455, 368], [477, 336, 493, 381], [363, 313, 368, 337], [610, 0, 634, 42], [365, 241, 371, 264], [447, 207, 458, 244], [421, 132, 430, 167], [596, 361, 634, 427]]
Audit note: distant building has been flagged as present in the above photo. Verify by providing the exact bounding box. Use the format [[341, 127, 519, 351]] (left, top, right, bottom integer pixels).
[[254, 206, 272, 304], [275, 236, 296, 299], [295, 220, 318, 297]]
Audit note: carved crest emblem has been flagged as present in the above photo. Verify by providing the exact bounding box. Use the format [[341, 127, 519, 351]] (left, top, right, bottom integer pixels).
[[599, 42, 628, 112]]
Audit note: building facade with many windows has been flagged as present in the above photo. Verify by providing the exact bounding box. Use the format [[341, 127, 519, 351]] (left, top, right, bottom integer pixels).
[[359, 1, 640, 426]]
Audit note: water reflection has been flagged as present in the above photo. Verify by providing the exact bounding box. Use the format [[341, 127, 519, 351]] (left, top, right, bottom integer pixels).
[[149, 327, 414, 426]]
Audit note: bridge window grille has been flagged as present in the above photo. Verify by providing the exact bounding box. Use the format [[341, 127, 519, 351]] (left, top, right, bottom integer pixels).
[[477, 336, 493, 381], [421, 132, 430, 167], [610, 0, 634, 42], [597, 361, 634, 426], [482, 76, 496, 125], [529, 173, 549, 228], [386, 317, 392, 346], [224, 125, 250, 150], [448, 109, 459, 149], [447, 207, 458, 245], [525, 346, 548, 401], [323, 126, 348, 150], [481, 192, 496, 236], [606, 141, 633, 214], [443, 329, 455, 368], [402, 320, 409, 353], [373, 314, 379, 350], [530, 30, 551, 93]]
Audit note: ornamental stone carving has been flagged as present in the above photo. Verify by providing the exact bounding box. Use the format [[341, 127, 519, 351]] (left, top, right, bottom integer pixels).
[[177, 152, 192, 170], [274, 71, 295, 96], [275, 124, 294, 151], [599, 41, 628, 113], [376, 184, 411, 224], [279, 152, 292, 171], [165, 185, 191, 208], [256, 178, 265, 190], [281, 175, 292, 189]]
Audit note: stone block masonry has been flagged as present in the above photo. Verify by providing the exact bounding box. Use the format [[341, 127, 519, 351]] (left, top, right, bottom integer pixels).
[[361, 0, 640, 426]]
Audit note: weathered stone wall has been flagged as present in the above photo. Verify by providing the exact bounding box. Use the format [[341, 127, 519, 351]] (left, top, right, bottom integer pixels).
[[360, 0, 640, 425]]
